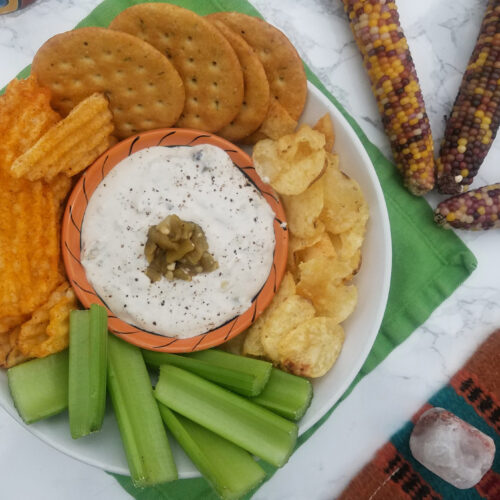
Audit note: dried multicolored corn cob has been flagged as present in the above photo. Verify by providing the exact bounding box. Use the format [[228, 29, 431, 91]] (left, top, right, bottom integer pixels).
[[436, 0, 500, 194], [342, 0, 435, 196], [435, 183, 500, 230]]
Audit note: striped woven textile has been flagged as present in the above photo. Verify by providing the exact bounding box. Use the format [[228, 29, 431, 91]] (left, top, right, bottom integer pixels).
[[339, 330, 499, 499]]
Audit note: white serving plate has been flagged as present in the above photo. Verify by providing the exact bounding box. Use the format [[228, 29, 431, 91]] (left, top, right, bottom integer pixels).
[[0, 81, 392, 477]]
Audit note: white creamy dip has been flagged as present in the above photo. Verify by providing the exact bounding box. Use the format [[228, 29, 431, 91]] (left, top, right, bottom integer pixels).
[[81, 145, 276, 338]]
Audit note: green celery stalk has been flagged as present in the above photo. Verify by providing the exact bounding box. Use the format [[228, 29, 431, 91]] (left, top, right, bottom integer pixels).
[[68, 305, 108, 439], [143, 348, 272, 397], [249, 368, 313, 421], [159, 405, 265, 500], [154, 365, 297, 467], [108, 334, 177, 487], [7, 350, 68, 424], [188, 349, 272, 396]]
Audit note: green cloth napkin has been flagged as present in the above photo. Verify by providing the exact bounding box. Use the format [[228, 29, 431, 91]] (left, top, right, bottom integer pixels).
[[9, 0, 477, 498]]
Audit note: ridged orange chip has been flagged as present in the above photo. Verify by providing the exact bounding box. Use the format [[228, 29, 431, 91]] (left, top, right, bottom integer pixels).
[[10, 93, 114, 182], [17, 282, 77, 359], [0, 75, 61, 175], [0, 315, 29, 335], [0, 77, 65, 322], [0, 327, 29, 369], [0, 171, 64, 320]]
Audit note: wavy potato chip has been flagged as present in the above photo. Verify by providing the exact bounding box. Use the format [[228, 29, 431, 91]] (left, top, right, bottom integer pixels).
[[0, 76, 61, 174], [251, 139, 282, 183], [278, 317, 344, 377], [0, 76, 66, 322], [0, 327, 30, 369], [347, 250, 362, 279], [282, 175, 325, 239], [258, 100, 298, 140], [299, 279, 358, 323], [260, 294, 315, 362], [253, 125, 326, 195], [241, 322, 266, 357], [17, 283, 77, 359], [0, 315, 29, 334], [315, 283, 358, 323], [0, 333, 10, 366], [321, 163, 368, 234], [296, 255, 358, 322], [244, 100, 298, 144], [296, 231, 336, 263], [297, 255, 353, 292], [313, 114, 335, 153], [0, 326, 29, 368], [333, 217, 368, 261], [242, 272, 296, 357], [10, 93, 114, 182], [287, 231, 324, 275], [324, 151, 340, 170], [0, 172, 64, 320]]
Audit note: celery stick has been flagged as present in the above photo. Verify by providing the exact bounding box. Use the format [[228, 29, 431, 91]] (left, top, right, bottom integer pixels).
[[159, 405, 265, 500], [188, 349, 272, 396], [7, 350, 68, 424], [108, 335, 177, 486], [249, 368, 313, 421], [154, 365, 297, 467], [143, 348, 272, 396], [68, 305, 108, 439]]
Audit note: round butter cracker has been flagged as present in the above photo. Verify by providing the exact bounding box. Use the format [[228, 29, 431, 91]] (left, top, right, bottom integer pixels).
[[208, 18, 269, 142], [32, 27, 185, 139], [207, 12, 307, 122], [110, 3, 244, 132]]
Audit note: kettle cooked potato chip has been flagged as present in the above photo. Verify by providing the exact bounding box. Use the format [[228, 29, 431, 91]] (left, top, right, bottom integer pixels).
[[242, 272, 296, 357], [260, 294, 316, 361], [282, 176, 325, 239], [278, 317, 345, 377], [249, 118, 369, 377], [253, 125, 326, 195]]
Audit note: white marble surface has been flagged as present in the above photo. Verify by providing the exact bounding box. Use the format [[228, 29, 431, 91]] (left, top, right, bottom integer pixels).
[[1, 0, 499, 499]]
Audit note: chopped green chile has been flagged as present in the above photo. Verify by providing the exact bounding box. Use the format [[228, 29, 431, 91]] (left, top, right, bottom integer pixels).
[[144, 214, 218, 282]]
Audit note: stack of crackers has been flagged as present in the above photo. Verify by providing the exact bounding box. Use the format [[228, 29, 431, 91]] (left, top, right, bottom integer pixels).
[[31, 5, 308, 143]]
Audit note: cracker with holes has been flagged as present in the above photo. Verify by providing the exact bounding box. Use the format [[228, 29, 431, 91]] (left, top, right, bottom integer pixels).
[[110, 3, 244, 132], [31, 27, 185, 139], [206, 12, 307, 128], [207, 18, 270, 142]]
